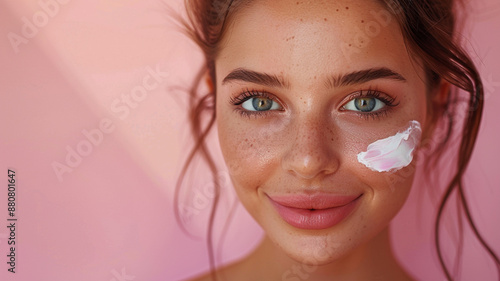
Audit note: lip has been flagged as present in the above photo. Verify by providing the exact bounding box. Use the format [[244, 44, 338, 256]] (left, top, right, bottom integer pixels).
[[267, 193, 362, 230]]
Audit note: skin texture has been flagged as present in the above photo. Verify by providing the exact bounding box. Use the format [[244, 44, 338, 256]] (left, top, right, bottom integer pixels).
[[191, 0, 444, 280]]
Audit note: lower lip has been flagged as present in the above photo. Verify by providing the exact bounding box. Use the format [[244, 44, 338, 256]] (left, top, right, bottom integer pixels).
[[268, 196, 361, 230]]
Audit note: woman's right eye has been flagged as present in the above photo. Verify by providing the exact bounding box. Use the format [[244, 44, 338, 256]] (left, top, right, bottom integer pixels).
[[241, 97, 282, 111]]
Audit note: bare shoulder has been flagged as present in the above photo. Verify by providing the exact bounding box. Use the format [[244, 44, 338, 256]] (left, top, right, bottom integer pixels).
[[183, 271, 213, 281]]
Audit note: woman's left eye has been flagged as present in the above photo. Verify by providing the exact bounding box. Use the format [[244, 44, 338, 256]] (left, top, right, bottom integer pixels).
[[343, 97, 386, 112], [241, 97, 282, 111]]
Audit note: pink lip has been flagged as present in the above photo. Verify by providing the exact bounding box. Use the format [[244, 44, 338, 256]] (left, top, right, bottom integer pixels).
[[267, 193, 362, 230]]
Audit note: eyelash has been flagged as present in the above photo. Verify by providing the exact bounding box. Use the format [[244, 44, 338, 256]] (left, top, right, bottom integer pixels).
[[229, 88, 399, 119], [229, 89, 283, 118], [341, 89, 399, 120]]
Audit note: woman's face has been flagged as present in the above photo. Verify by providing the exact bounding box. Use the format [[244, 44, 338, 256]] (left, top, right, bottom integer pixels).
[[215, 0, 429, 264]]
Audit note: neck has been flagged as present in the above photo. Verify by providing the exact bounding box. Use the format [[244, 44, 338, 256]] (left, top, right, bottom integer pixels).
[[242, 227, 411, 281]]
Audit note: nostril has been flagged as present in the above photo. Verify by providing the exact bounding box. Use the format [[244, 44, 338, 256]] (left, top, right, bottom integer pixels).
[[281, 132, 340, 179]]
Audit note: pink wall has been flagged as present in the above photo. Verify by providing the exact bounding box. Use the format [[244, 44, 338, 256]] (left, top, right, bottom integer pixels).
[[1, 0, 499, 280]]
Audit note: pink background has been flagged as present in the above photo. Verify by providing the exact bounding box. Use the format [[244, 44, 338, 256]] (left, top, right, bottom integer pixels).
[[1, 0, 499, 280]]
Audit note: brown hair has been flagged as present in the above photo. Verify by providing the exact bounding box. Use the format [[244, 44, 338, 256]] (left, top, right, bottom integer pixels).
[[173, 0, 500, 280]]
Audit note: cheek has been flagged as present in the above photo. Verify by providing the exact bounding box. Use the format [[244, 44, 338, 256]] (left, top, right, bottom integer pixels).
[[370, 164, 416, 227], [336, 121, 418, 208], [357, 120, 422, 173], [353, 136, 417, 227], [216, 115, 281, 192]]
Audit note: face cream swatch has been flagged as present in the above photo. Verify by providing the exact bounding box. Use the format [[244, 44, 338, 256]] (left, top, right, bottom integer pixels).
[[357, 120, 422, 172]]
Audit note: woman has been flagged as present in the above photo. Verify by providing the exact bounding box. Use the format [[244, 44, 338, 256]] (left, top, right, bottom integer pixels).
[[174, 0, 500, 280]]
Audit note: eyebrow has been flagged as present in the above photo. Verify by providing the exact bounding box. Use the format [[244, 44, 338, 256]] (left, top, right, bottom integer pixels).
[[222, 68, 290, 89], [221, 67, 406, 89], [325, 67, 406, 88]]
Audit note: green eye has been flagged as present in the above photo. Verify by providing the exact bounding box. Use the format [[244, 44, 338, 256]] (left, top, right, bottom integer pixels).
[[242, 97, 281, 111], [344, 97, 385, 112]]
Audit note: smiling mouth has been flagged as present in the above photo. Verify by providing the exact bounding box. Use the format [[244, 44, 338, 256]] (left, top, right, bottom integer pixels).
[[267, 193, 362, 230], [268, 193, 362, 209]]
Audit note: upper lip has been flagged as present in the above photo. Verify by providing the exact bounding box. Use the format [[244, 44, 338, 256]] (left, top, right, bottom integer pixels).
[[267, 193, 362, 210]]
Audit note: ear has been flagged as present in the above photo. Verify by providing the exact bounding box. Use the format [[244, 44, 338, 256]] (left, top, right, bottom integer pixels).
[[432, 80, 450, 107], [206, 72, 215, 93], [422, 80, 450, 142]]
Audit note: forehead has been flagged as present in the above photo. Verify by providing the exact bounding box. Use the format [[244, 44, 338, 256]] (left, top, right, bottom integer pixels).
[[217, 0, 420, 86]]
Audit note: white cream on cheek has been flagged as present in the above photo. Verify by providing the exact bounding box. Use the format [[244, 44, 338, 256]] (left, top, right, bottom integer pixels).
[[357, 120, 422, 172]]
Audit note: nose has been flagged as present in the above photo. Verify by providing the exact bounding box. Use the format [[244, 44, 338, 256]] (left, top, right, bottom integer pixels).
[[281, 113, 340, 180]]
